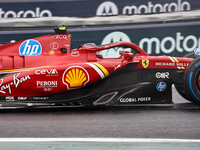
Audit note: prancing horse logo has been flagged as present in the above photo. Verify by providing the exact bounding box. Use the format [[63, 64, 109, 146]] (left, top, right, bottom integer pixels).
[[142, 59, 149, 68]]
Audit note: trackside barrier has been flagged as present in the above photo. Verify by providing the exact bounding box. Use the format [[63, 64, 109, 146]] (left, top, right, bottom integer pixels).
[[0, 21, 200, 57], [0, 10, 200, 28]]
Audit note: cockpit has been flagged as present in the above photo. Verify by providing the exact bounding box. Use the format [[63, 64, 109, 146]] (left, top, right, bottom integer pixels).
[[78, 43, 135, 59]]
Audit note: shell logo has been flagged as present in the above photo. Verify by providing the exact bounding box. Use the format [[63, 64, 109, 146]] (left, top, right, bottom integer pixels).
[[62, 66, 89, 89]]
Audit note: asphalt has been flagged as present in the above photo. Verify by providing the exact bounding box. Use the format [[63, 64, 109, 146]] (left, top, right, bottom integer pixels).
[[0, 87, 199, 149]]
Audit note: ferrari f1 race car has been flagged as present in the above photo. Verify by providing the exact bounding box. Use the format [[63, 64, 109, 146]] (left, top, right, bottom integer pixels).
[[0, 26, 199, 109]]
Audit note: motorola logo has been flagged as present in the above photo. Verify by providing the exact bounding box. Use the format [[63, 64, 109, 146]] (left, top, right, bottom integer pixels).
[[0, 7, 52, 18], [101, 31, 131, 58], [96, 1, 118, 16], [96, 0, 191, 16], [139, 32, 200, 54]]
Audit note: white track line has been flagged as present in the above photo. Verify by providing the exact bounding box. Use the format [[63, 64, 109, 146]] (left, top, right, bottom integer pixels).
[[0, 138, 199, 143]]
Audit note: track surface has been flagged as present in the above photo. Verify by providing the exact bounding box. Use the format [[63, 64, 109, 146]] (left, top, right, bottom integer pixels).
[[0, 87, 200, 139]]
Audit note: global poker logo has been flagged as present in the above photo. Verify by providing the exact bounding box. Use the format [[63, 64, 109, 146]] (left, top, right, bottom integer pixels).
[[101, 31, 131, 58], [96, 1, 118, 16], [19, 39, 42, 56], [156, 82, 167, 92]]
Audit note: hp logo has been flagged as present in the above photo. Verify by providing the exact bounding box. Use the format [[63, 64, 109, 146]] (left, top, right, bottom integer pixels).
[[19, 40, 42, 56], [156, 82, 167, 92], [194, 48, 200, 55]]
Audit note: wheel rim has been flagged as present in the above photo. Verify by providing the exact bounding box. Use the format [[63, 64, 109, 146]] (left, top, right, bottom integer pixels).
[[194, 68, 200, 95]]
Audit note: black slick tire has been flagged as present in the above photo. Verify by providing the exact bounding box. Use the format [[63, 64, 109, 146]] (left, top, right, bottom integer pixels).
[[184, 57, 200, 105]]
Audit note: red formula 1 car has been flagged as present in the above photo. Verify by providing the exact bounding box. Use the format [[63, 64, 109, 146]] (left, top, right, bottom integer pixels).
[[0, 27, 199, 109]]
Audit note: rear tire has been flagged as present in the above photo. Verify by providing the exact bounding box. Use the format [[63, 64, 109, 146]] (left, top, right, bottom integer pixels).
[[184, 57, 200, 105]]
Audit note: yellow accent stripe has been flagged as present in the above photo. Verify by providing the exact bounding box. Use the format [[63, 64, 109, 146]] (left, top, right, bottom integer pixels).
[[172, 57, 186, 69], [181, 67, 185, 69], [172, 57, 179, 63], [0, 66, 50, 73], [92, 63, 109, 77]]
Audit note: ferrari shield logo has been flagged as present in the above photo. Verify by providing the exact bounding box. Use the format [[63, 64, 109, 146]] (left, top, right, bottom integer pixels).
[[142, 59, 149, 68]]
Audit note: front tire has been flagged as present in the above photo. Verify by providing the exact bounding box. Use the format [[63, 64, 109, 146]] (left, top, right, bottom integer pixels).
[[184, 57, 200, 105]]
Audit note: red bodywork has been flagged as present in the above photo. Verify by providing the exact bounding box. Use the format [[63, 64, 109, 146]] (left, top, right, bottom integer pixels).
[[0, 32, 193, 97]]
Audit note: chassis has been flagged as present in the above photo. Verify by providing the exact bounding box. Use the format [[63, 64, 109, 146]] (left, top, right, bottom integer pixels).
[[0, 27, 199, 109]]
